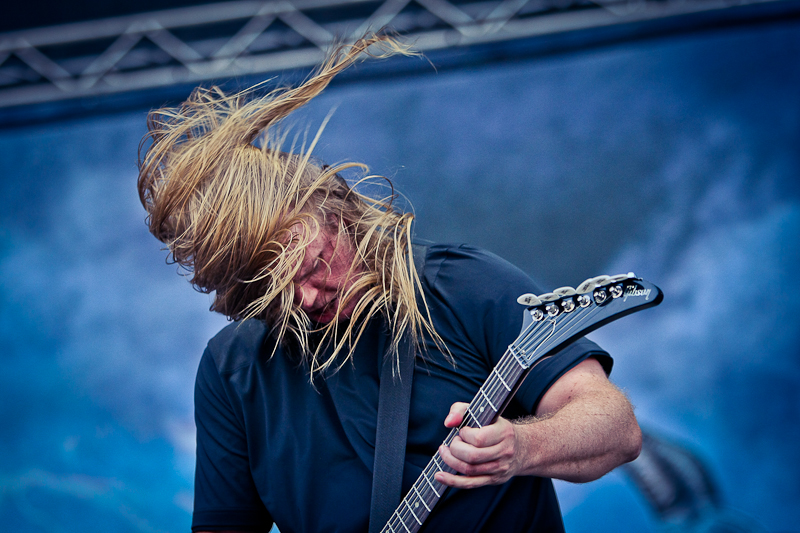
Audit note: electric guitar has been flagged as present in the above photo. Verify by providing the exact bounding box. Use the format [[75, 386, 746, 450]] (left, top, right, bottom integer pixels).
[[381, 273, 663, 533]]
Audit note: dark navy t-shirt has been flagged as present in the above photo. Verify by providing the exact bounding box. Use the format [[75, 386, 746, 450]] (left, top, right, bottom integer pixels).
[[192, 244, 611, 532]]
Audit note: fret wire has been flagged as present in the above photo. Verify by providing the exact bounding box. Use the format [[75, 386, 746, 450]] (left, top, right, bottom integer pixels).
[[412, 485, 432, 512], [472, 389, 497, 423], [496, 359, 523, 397], [499, 349, 523, 378], [388, 331, 527, 533], [470, 397, 486, 423], [469, 392, 496, 427], [430, 455, 454, 480], [439, 310, 584, 525], [479, 387, 497, 412], [408, 463, 446, 523], [398, 514, 411, 533], [492, 366, 512, 391], [489, 356, 518, 394], [397, 506, 413, 532], [422, 469, 440, 497], [480, 335, 538, 421], [465, 405, 482, 427], [403, 494, 419, 520], [404, 499, 422, 526], [482, 387, 504, 416], [480, 355, 522, 413], [423, 488, 438, 509]]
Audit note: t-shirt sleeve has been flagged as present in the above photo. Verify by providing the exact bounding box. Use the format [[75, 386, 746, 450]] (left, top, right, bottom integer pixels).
[[422, 243, 612, 414], [192, 347, 273, 532]]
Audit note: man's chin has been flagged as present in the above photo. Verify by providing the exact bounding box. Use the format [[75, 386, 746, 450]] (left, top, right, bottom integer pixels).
[[309, 306, 342, 324], [308, 297, 359, 325], [310, 312, 335, 324]]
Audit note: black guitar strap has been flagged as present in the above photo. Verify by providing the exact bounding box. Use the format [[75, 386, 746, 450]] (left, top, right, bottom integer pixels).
[[368, 244, 427, 533]]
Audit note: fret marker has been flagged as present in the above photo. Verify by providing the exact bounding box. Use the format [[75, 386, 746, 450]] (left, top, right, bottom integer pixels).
[[413, 486, 432, 512], [479, 388, 498, 412], [404, 500, 422, 525]]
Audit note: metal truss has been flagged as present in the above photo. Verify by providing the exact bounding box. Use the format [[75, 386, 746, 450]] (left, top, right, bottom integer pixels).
[[0, 0, 790, 108]]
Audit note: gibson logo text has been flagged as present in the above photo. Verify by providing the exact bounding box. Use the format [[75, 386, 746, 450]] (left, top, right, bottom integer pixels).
[[623, 286, 651, 301]]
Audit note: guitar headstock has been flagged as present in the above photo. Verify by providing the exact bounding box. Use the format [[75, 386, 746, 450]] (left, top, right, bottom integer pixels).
[[512, 273, 663, 368]]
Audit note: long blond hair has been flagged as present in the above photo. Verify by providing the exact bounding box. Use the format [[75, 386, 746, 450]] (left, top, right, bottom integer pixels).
[[137, 34, 440, 376]]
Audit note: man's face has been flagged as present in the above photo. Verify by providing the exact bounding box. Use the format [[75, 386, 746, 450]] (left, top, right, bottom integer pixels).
[[291, 222, 360, 324]]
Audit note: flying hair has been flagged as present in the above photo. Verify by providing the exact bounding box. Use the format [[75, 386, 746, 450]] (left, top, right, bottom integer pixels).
[[137, 33, 445, 377]]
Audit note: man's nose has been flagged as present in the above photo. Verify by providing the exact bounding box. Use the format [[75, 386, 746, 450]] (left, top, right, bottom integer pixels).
[[295, 284, 319, 310]]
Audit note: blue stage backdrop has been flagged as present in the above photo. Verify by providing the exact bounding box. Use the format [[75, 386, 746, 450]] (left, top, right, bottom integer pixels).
[[1, 19, 798, 533]]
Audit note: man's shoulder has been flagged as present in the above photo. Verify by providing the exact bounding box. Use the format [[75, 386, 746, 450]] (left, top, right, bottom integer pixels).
[[415, 241, 536, 291], [416, 241, 516, 267], [205, 319, 271, 374]]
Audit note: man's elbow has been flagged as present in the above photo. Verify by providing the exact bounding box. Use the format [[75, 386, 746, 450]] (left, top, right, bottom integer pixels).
[[623, 420, 643, 464], [571, 425, 643, 484], [614, 404, 643, 466], [588, 413, 643, 482]]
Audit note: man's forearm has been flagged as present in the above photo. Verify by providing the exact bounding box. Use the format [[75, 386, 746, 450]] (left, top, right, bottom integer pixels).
[[436, 358, 642, 489], [512, 385, 642, 483]]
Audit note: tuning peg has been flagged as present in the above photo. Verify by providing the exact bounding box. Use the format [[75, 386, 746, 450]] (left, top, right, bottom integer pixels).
[[577, 275, 605, 294], [536, 292, 561, 302], [554, 286, 577, 297], [576, 281, 595, 294], [517, 293, 542, 306], [600, 273, 636, 286]]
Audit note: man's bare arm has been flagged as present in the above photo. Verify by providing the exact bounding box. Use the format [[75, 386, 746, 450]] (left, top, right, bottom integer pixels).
[[436, 357, 642, 488]]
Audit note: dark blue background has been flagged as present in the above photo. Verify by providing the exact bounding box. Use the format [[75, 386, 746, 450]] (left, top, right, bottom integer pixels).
[[1, 19, 798, 532]]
